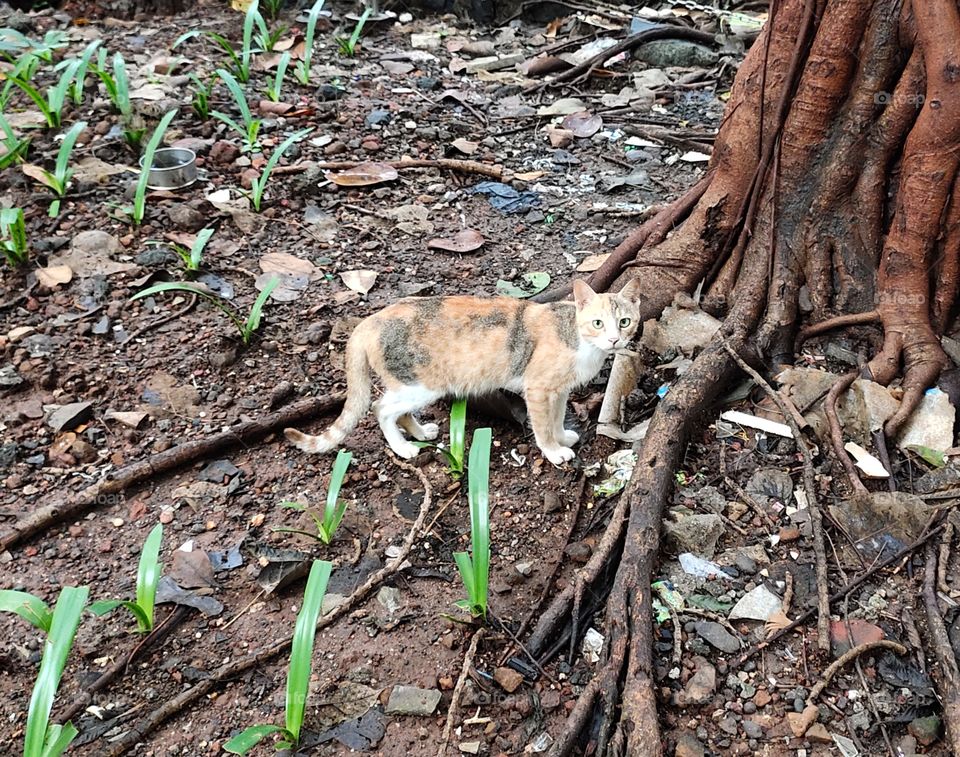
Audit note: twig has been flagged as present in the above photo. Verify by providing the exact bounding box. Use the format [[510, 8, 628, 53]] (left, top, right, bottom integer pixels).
[[722, 340, 831, 652], [315, 158, 503, 180], [0, 394, 345, 551], [121, 293, 197, 347], [723, 475, 778, 530], [731, 524, 943, 667], [436, 628, 485, 757], [923, 541, 960, 754], [937, 518, 955, 595], [101, 454, 433, 755], [56, 606, 190, 726], [825, 372, 866, 495], [805, 640, 907, 705], [524, 25, 716, 92]]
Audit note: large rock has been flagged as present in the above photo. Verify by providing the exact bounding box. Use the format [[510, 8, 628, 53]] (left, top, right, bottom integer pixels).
[[636, 40, 718, 67], [663, 513, 724, 558], [897, 389, 955, 452], [640, 300, 721, 355]]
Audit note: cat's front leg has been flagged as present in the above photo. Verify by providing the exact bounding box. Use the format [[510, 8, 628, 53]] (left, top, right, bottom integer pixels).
[[551, 390, 579, 447], [527, 386, 575, 466]]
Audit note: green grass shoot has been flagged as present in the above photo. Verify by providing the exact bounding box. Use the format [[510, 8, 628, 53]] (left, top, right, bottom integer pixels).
[[212, 68, 261, 151], [223, 560, 332, 754], [131, 276, 279, 345], [0, 112, 30, 169], [131, 108, 177, 225], [0, 589, 52, 632], [247, 127, 312, 211], [24, 120, 86, 217], [0, 207, 29, 266], [294, 0, 326, 84], [61, 39, 101, 105], [88, 523, 163, 632], [453, 427, 492, 618], [94, 49, 132, 118], [22, 585, 89, 757], [336, 7, 372, 57], [264, 51, 290, 102], [174, 1, 259, 84], [277, 450, 352, 544], [10, 57, 81, 129], [189, 73, 216, 120], [415, 398, 467, 478]]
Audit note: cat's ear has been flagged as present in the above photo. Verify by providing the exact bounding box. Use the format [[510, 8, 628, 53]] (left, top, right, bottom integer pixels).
[[618, 278, 643, 304], [573, 279, 597, 310]]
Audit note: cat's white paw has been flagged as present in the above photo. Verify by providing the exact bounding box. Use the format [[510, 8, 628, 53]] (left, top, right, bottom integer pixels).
[[560, 429, 580, 446], [420, 422, 440, 441], [543, 446, 576, 466], [390, 441, 422, 459]]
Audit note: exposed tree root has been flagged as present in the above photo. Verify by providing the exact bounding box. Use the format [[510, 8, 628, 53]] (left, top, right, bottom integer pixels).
[[312, 158, 504, 180], [824, 372, 866, 496], [0, 394, 344, 552], [100, 454, 432, 755], [795, 310, 880, 350], [923, 542, 960, 754], [806, 640, 908, 705]]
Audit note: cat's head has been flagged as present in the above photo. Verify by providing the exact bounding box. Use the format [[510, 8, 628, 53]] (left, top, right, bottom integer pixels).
[[573, 279, 642, 351]]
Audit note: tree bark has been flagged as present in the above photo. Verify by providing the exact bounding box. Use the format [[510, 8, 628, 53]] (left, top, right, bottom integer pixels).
[[531, 0, 960, 754]]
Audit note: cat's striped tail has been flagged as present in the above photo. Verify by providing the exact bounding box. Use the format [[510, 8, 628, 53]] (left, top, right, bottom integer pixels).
[[284, 335, 372, 454]]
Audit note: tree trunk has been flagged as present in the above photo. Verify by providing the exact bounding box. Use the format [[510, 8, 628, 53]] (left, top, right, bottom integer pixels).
[[529, 0, 960, 754]]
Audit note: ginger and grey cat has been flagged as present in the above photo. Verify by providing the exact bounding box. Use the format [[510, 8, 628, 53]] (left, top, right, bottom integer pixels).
[[284, 279, 642, 466]]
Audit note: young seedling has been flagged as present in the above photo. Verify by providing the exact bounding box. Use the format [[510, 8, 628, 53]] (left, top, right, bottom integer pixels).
[[189, 73, 217, 120], [260, 0, 282, 21], [131, 276, 280, 345], [277, 450, 352, 544], [24, 120, 86, 217], [0, 28, 68, 64], [247, 127, 312, 211], [415, 398, 467, 478], [173, 0, 260, 82], [336, 7, 372, 57], [293, 0, 326, 85], [264, 51, 290, 102], [0, 588, 53, 632], [58, 39, 101, 106], [0, 207, 29, 266], [0, 112, 29, 169], [130, 108, 177, 225], [88, 523, 163, 632], [254, 11, 288, 53], [10, 58, 82, 129], [212, 68, 261, 151], [167, 227, 214, 273], [224, 560, 332, 754], [453, 427, 492, 618], [94, 49, 132, 118], [22, 585, 89, 757], [1, 52, 41, 108]]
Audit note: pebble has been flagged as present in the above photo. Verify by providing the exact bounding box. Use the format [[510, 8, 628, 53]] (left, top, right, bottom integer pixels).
[[493, 667, 524, 693], [543, 491, 561, 512], [564, 541, 592, 563], [693, 621, 740, 654], [384, 685, 442, 716]]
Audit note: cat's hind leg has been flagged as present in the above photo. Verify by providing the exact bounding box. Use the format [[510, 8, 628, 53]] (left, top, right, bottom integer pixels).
[[374, 386, 441, 458], [398, 414, 440, 441]]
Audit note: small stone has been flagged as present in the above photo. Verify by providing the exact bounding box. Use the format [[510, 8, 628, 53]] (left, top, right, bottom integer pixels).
[[664, 513, 725, 557], [46, 402, 94, 432], [753, 689, 771, 707], [546, 125, 574, 148], [167, 203, 206, 231], [778, 526, 801, 542], [68, 525, 83, 537], [493, 666, 524, 693], [458, 742, 481, 754], [377, 586, 403, 615], [365, 109, 393, 127], [908, 715, 941, 746], [209, 140, 240, 164], [742, 719, 763, 739], [159, 510, 174, 524], [786, 704, 819, 737], [729, 584, 782, 621], [384, 685, 441, 716], [680, 658, 715, 705], [674, 732, 706, 757], [693, 622, 740, 654], [543, 491, 562, 512], [110, 518, 124, 527], [806, 723, 832, 743], [564, 541, 592, 563]]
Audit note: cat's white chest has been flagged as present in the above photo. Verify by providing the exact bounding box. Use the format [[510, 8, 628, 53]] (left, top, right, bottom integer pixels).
[[574, 342, 610, 386]]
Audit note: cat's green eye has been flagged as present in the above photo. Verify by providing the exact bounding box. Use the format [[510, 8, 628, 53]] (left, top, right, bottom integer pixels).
[[619, 317, 631, 328], [592, 319, 604, 329]]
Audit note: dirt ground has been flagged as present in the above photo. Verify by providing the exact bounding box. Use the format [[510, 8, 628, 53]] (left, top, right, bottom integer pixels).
[[1, 1, 956, 756]]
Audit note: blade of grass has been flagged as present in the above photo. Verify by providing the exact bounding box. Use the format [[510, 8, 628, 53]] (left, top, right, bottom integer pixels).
[[250, 126, 311, 209], [135, 523, 163, 631], [23, 585, 89, 757], [131, 281, 247, 337], [216, 68, 254, 130], [189, 227, 214, 269], [133, 109, 177, 224], [0, 589, 52, 633], [325, 450, 352, 522], [242, 275, 279, 341], [450, 398, 467, 474], [286, 560, 332, 742], [468, 427, 491, 615], [453, 551, 477, 609], [53, 120, 86, 193], [223, 724, 286, 755]]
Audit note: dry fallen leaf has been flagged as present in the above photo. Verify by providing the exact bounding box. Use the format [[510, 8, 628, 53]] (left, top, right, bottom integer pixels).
[[764, 610, 792, 638], [260, 252, 320, 280], [427, 229, 485, 253], [514, 170, 545, 181], [562, 111, 603, 138], [258, 100, 294, 115], [340, 269, 378, 295], [326, 162, 399, 187], [450, 138, 479, 155], [36, 265, 73, 287], [21, 163, 56, 191], [576, 253, 610, 273]]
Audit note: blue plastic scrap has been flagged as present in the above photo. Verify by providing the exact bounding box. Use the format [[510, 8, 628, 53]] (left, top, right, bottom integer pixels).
[[471, 181, 541, 214]]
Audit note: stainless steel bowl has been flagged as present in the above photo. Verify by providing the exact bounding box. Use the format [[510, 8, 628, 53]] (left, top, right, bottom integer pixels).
[[139, 147, 197, 190]]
